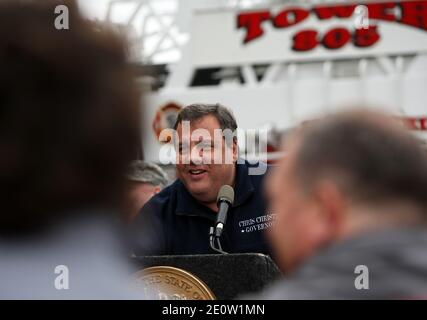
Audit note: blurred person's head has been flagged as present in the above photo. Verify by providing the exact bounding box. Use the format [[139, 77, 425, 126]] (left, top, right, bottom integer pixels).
[[0, 0, 140, 236], [173, 104, 238, 211], [267, 110, 427, 273], [125, 160, 168, 221]]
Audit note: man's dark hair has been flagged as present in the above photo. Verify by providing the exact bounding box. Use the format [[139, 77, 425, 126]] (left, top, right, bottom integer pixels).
[[173, 103, 237, 132], [0, 0, 140, 235], [294, 111, 427, 212]]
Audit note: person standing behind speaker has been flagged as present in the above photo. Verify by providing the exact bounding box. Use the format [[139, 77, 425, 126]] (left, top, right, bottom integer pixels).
[[129, 104, 274, 256], [124, 160, 169, 222]]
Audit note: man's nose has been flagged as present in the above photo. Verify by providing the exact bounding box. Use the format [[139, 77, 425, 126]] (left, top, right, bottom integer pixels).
[[189, 146, 204, 165], [179, 150, 191, 165]]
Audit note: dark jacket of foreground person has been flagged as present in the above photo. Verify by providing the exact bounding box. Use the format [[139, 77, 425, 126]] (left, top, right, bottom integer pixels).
[[249, 227, 427, 299]]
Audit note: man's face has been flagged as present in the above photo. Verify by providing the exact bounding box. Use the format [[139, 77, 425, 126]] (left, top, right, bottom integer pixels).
[[127, 182, 161, 220], [175, 115, 238, 207], [266, 136, 341, 273]]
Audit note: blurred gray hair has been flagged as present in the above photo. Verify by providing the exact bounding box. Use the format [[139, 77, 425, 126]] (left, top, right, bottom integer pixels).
[[293, 110, 427, 211], [126, 160, 169, 188]]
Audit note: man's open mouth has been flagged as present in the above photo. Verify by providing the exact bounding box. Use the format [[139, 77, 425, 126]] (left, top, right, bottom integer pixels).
[[189, 169, 207, 176]]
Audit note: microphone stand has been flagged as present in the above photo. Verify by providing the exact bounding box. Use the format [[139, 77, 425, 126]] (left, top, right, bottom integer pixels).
[[209, 227, 228, 254]]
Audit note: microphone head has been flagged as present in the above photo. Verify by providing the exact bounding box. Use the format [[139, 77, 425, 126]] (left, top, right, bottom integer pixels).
[[217, 185, 234, 205]]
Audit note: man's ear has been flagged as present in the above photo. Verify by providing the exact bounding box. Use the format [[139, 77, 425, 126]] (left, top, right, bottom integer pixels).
[[153, 186, 162, 195], [314, 180, 346, 237]]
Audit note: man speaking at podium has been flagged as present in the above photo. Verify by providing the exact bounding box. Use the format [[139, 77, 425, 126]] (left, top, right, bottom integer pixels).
[[129, 104, 273, 257]]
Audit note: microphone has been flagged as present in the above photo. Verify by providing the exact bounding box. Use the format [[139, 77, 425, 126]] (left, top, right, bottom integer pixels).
[[214, 185, 234, 238]]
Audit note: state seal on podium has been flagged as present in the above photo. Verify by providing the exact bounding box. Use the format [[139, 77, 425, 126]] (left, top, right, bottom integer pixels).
[[134, 266, 216, 300]]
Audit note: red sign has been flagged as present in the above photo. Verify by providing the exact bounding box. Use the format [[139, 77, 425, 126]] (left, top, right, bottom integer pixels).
[[402, 116, 427, 131], [237, 0, 427, 51]]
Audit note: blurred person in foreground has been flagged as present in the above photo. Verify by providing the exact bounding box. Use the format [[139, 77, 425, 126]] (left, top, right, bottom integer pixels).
[[252, 110, 427, 299], [124, 160, 169, 222], [0, 0, 141, 299]]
